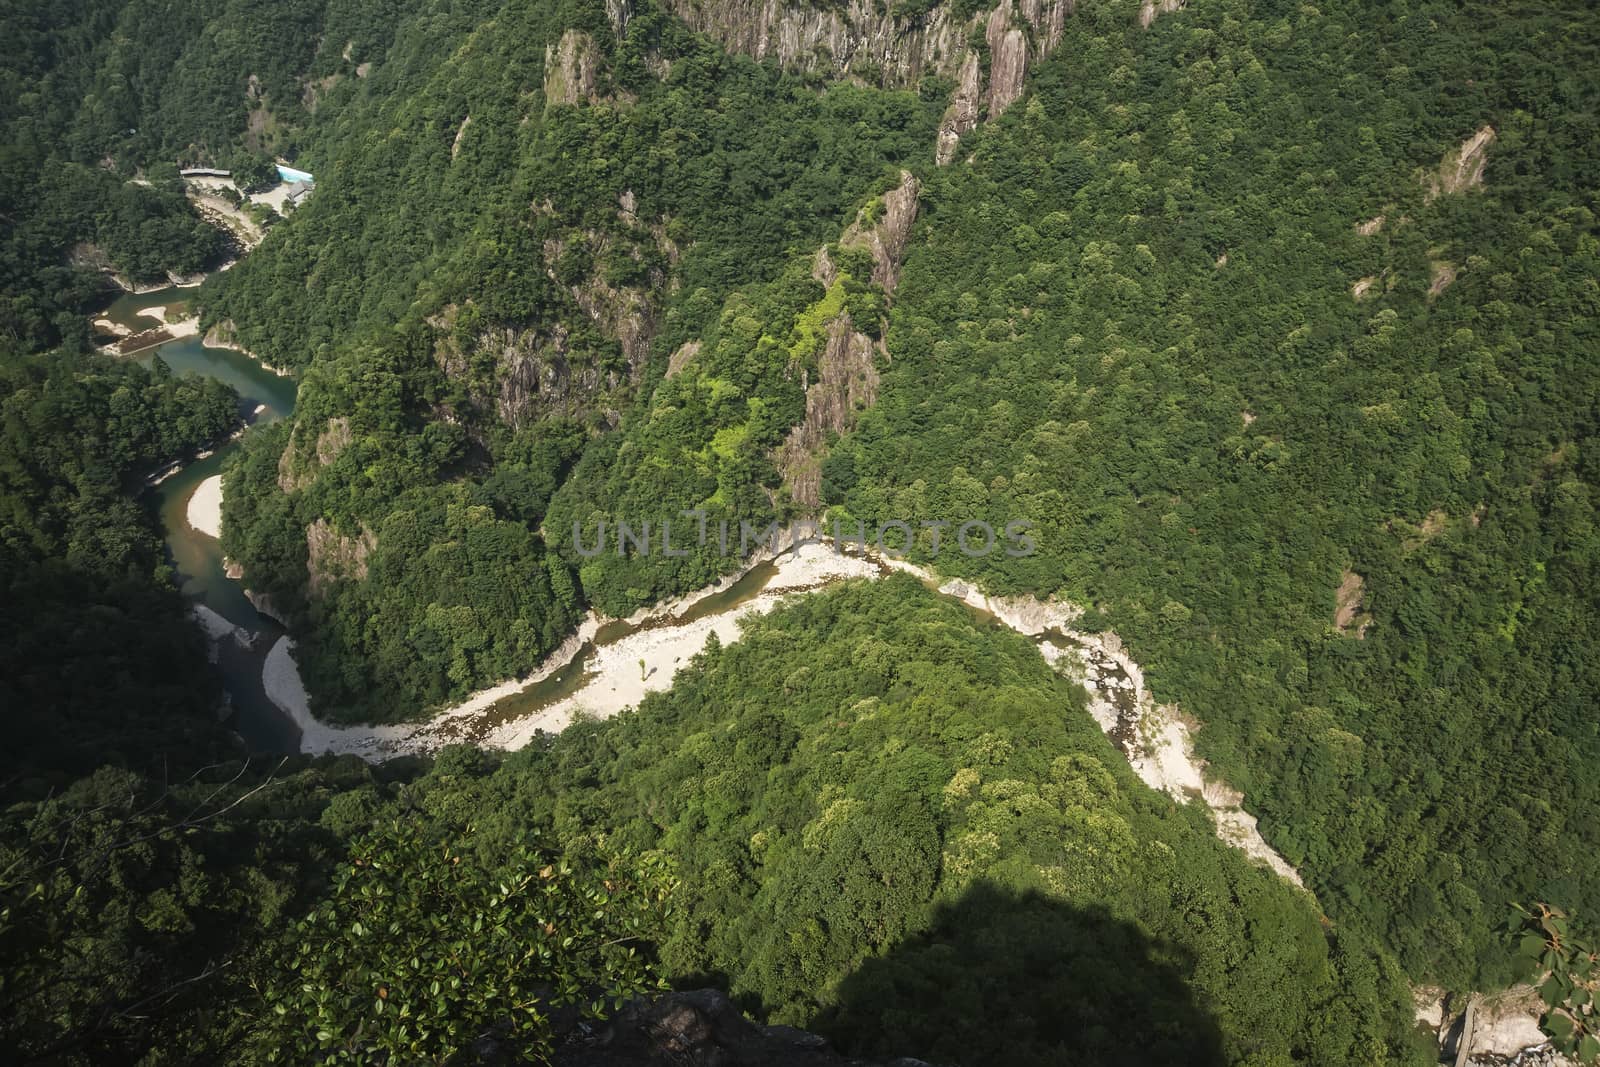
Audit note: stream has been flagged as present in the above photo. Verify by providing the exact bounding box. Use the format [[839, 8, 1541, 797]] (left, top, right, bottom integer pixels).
[[95, 286, 302, 752]]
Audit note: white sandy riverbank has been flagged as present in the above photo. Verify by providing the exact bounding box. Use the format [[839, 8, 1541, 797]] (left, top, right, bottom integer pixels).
[[262, 542, 877, 760], [187, 475, 223, 537], [261, 536, 1306, 888]]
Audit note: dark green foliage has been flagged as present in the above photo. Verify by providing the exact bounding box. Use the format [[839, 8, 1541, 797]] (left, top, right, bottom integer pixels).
[[0, 348, 241, 785], [0, 161, 223, 353], [0, 758, 354, 1063], [249, 820, 671, 1063], [404, 578, 1431, 1065], [820, 0, 1600, 988]]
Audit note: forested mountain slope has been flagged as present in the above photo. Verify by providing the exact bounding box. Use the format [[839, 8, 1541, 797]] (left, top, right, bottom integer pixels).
[[821, 0, 1600, 987], [208, 0, 943, 717], [0, 576, 1434, 1064], [175, 0, 1600, 992], [3, 0, 1599, 1062], [0, 351, 240, 784]]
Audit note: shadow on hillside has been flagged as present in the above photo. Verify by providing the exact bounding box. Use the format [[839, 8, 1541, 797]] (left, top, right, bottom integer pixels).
[[818, 881, 1227, 1067]]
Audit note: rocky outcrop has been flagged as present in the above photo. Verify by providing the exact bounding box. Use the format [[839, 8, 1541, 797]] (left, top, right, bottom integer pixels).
[[1429, 259, 1458, 298], [1333, 568, 1369, 636], [811, 245, 838, 287], [1415, 986, 1574, 1066], [665, 339, 701, 379], [431, 217, 669, 429], [986, 0, 1029, 118], [605, 0, 633, 36], [476, 323, 599, 429], [571, 269, 657, 380], [67, 241, 115, 274], [1139, 0, 1186, 30], [935, 54, 983, 164], [545, 30, 599, 106], [774, 312, 879, 509], [662, 0, 1103, 163], [245, 587, 289, 625], [1425, 124, 1496, 200], [552, 988, 914, 1066], [306, 517, 376, 597], [774, 175, 919, 507], [839, 170, 921, 296], [666, 0, 978, 85], [277, 415, 353, 493]]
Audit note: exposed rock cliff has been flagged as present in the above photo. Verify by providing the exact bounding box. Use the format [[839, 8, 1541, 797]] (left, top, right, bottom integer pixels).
[[475, 323, 591, 429], [665, 339, 702, 378], [986, 0, 1030, 118], [306, 517, 376, 597], [1425, 124, 1496, 200], [545, 30, 600, 107], [277, 415, 353, 493], [1415, 986, 1574, 1066], [244, 587, 289, 625], [935, 53, 982, 164], [429, 212, 670, 429], [775, 173, 920, 508], [774, 312, 879, 508], [838, 170, 920, 296], [664, 0, 1092, 163], [573, 3, 1188, 160], [1139, 0, 1185, 30], [667, 0, 978, 85]]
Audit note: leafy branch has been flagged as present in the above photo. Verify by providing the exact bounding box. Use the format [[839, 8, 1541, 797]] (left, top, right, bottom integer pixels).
[[1510, 903, 1600, 1062]]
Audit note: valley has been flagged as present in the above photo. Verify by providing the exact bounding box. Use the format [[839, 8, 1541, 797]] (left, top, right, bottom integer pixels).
[[4, 0, 1598, 1063]]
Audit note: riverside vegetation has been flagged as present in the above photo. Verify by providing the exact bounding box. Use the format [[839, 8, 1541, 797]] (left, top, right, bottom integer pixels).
[[1, 0, 1597, 1063]]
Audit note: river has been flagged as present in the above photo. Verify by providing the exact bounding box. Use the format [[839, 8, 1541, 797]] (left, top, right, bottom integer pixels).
[[95, 286, 1303, 890], [96, 286, 303, 751]]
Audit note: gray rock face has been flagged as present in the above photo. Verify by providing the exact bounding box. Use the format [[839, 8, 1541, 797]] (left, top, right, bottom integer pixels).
[[545, 30, 600, 106], [666, 0, 976, 86], [774, 311, 879, 509], [839, 170, 921, 296], [936, 54, 982, 165], [663, 0, 1084, 163], [986, 0, 1030, 118]]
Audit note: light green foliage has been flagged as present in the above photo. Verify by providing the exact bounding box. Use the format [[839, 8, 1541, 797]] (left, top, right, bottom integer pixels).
[[547, 241, 891, 615], [249, 821, 672, 1064], [1512, 904, 1600, 1062]]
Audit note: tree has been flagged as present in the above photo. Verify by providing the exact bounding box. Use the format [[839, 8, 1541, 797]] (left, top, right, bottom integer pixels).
[[247, 821, 673, 1064]]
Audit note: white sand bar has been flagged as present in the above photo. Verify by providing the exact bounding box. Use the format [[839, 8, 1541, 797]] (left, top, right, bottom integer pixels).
[[263, 538, 1306, 887], [187, 475, 223, 537], [264, 542, 876, 760]]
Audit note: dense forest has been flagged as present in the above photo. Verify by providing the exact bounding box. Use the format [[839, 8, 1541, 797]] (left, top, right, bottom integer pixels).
[[3, 0, 1599, 1062], [822, 0, 1600, 988], [0, 349, 239, 783], [0, 567, 1433, 1064], [207, 0, 942, 719]]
